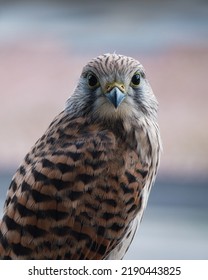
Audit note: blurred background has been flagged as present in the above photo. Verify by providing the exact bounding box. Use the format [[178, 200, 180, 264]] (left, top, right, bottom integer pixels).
[[0, 0, 208, 259]]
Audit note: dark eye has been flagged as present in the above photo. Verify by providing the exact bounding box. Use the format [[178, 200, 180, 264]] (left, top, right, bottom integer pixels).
[[87, 73, 99, 88], [131, 73, 140, 87]]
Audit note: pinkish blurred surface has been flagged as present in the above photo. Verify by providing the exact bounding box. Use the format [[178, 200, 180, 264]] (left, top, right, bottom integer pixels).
[[1, 42, 208, 177]]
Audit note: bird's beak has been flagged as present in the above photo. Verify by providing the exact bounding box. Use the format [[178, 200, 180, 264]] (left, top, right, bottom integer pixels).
[[105, 82, 126, 109]]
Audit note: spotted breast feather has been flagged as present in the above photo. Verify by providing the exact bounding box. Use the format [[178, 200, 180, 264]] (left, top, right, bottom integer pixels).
[[0, 113, 148, 259]]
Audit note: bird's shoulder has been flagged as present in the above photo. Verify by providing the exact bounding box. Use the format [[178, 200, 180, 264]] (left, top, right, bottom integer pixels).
[[1, 111, 149, 259], [5, 110, 150, 208]]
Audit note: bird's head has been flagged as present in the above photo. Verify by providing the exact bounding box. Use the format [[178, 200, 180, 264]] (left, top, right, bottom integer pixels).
[[66, 53, 158, 123]]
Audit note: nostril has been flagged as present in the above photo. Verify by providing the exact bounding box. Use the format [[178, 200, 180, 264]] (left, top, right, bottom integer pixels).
[[106, 85, 111, 92], [106, 85, 112, 92]]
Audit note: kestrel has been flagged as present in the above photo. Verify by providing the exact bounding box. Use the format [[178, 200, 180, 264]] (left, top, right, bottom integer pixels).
[[0, 53, 161, 259]]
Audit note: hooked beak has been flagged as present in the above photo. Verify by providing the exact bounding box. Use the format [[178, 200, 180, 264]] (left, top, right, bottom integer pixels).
[[105, 82, 126, 108]]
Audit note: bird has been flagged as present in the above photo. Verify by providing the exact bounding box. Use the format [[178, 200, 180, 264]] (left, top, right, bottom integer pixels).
[[0, 53, 162, 259]]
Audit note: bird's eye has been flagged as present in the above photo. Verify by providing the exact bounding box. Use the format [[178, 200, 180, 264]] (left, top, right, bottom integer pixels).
[[87, 73, 99, 88], [131, 72, 140, 87]]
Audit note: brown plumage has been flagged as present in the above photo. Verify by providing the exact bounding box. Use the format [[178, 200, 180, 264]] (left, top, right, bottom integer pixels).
[[0, 53, 162, 259]]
